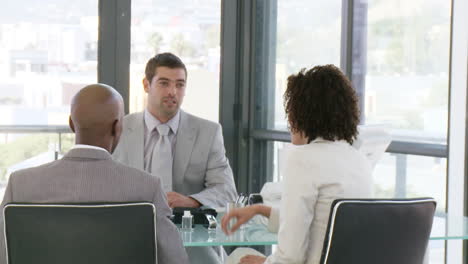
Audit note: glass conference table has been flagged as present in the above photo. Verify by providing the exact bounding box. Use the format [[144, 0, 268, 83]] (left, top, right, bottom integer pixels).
[[178, 214, 468, 247]]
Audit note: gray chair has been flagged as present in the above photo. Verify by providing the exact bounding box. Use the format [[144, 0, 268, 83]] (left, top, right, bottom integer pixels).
[[3, 202, 156, 264], [320, 198, 436, 264]]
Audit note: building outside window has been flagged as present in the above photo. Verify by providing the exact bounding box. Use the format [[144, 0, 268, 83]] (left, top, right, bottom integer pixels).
[[0, 0, 97, 195]]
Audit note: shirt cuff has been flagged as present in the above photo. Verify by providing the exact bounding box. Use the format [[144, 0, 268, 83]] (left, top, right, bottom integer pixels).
[[187, 194, 204, 207], [267, 206, 280, 233]]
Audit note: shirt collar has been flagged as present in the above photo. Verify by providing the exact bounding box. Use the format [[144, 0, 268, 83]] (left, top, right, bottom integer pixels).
[[72, 144, 109, 153], [311, 137, 327, 143], [310, 137, 348, 145], [144, 109, 180, 135]]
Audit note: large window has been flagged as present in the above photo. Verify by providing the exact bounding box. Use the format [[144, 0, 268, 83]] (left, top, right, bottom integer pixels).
[[0, 1, 98, 126], [130, 0, 221, 122], [240, 1, 459, 263], [247, 0, 343, 192], [250, 0, 451, 210], [265, 0, 342, 130], [0, 1, 96, 196], [361, 3, 451, 261], [364, 0, 450, 145]]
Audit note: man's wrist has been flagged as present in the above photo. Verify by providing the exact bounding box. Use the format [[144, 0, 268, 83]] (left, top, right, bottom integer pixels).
[[188, 197, 202, 207]]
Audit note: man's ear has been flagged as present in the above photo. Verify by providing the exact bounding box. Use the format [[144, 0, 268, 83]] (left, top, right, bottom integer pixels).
[[111, 119, 117, 136], [111, 119, 122, 137], [68, 116, 75, 133], [143, 78, 150, 93]]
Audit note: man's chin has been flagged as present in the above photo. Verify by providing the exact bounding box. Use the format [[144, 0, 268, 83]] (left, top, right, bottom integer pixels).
[[162, 107, 179, 117]]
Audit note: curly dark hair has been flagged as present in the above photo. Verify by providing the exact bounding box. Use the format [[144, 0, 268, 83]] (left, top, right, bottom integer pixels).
[[284, 64, 360, 144], [145, 52, 187, 83]]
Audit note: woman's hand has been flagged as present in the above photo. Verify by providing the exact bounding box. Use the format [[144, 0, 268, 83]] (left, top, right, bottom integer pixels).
[[221, 205, 259, 235], [239, 255, 266, 264]]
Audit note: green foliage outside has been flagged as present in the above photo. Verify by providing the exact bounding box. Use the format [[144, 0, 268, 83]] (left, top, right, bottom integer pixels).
[[170, 33, 196, 58], [374, 183, 446, 213], [0, 133, 74, 181], [147, 32, 163, 55], [205, 24, 220, 49]]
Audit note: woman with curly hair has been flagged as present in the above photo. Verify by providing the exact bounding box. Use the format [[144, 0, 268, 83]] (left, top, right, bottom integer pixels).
[[222, 65, 373, 264]]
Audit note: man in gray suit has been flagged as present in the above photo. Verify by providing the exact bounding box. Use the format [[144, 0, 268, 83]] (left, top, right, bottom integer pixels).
[[0, 84, 189, 264], [113, 52, 237, 208], [112, 52, 237, 263]]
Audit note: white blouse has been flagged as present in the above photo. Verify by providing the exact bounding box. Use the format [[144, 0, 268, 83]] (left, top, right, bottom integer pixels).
[[264, 138, 373, 264]]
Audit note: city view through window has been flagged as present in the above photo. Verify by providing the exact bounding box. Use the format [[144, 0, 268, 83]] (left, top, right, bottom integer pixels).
[[0, 0, 97, 192], [269, 0, 449, 206]]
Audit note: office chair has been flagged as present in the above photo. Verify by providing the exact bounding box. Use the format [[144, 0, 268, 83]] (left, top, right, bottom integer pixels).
[[320, 198, 436, 264], [3, 202, 156, 264]]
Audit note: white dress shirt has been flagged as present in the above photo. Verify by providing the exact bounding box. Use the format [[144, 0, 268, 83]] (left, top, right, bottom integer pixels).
[[72, 144, 109, 153], [264, 138, 373, 264], [143, 109, 180, 171]]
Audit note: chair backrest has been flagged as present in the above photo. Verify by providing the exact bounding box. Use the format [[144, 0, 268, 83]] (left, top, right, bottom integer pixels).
[[320, 198, 436, 264], [3, 202, 156, 264]]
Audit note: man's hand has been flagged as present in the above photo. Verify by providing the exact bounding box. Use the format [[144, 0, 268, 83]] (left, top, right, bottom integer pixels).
[[240, 255, 266, 264], [166, 192, 201, 208]]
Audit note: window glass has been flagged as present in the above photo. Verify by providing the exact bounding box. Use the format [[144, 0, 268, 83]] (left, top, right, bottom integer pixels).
[[0, 0, 96, 196], [0, 1, 98, 125], [267, 0, 342, 130], [365, 0, 451, 144], [0, 132, 74, 197], [373, 153, 446, 209]]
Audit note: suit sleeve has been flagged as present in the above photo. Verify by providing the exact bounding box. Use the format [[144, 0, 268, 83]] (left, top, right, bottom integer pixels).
[[151, 177, 189, 264], [0, 176, 14, 264], [189, 124, 237, 208]]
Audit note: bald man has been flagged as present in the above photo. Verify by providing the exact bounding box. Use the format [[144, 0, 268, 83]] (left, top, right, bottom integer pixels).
[[0, 84, 189, 264]]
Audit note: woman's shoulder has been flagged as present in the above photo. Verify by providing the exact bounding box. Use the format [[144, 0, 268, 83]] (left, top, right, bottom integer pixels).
[[283, 139, 370, 175]]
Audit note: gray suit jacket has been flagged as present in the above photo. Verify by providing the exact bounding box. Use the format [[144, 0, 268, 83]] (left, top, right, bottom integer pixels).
[[0, 148, 189, 264], [113, 110, 237, 208]]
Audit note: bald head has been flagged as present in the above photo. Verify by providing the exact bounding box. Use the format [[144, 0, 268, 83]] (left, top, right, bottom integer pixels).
[[69, 84, 124, 152]]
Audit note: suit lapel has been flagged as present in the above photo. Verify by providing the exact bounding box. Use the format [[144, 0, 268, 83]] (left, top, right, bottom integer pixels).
[[173, 111, 197, 189], [126, 113, 145, 170]]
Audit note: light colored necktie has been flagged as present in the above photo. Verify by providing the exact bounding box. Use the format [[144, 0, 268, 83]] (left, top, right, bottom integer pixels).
[[151, 124, 173, 192]]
